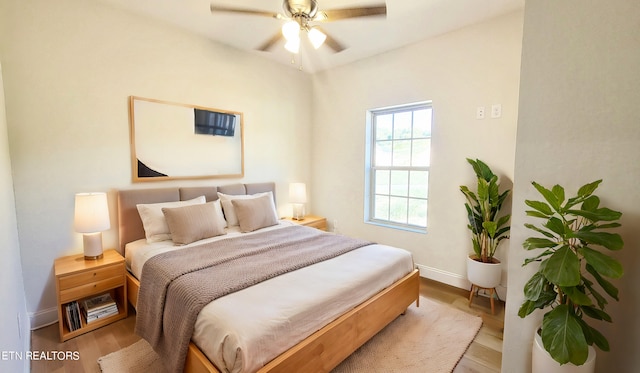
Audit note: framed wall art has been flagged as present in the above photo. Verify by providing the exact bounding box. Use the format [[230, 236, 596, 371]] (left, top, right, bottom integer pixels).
[[129, 96, 244, 182]]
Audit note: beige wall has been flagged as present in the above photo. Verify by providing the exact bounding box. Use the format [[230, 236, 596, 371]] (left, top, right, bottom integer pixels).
[[503, 0, 640, 371], [1, 0, 311, 327], [311, 11, 523, 292], [0, 61, 29, 372]]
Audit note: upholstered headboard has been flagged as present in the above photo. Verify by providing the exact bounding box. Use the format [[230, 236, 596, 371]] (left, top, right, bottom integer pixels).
[[116, 182, 276, 253]]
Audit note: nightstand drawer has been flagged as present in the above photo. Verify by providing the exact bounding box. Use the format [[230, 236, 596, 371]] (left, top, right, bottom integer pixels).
[[305, 219, 327, 230], [58, 265, 123, 291], [59, 276, 124, 304]]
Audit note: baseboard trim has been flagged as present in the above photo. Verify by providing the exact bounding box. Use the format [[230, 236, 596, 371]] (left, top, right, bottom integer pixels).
[[29, 307, 58, 330], [416, 264, 508, 300], [417, 264, 471, 290]]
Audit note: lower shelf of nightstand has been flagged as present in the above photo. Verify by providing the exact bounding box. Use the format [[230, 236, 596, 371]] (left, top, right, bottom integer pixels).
[[58, 285, 128, 342], [59, 308, 127, 342]]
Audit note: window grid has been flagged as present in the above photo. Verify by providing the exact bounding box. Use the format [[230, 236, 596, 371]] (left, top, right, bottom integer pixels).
[[366, 102, 431, 231]]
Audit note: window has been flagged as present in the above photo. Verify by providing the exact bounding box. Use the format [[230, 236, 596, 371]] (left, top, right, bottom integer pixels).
[[365, 102, 432, 232]]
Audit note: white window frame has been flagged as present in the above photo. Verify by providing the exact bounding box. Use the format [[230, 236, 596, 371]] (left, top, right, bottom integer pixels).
[[364, 101, 432, 233]]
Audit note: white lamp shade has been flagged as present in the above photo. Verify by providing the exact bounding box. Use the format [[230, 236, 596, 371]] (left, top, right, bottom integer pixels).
[[74, 192, 110, 233], [289, 183, 307, 203], [308, 27, 327, 49], [282, 21, 300, 41]]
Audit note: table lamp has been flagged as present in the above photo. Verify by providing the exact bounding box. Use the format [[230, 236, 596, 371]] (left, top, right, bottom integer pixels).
[[74, 192, 110, 260], [289, 183, 307, 220]]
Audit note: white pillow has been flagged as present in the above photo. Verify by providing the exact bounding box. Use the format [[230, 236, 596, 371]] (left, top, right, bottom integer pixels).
[[136, 196, 206, 242], [217, 191, 277, 227]]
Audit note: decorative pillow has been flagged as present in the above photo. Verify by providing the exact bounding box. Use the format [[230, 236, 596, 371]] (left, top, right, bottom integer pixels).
[[162, 202, 226, 245], [136, 196, 206, 242], [231, 194, 279, 232], [217, 191, 277, 226]]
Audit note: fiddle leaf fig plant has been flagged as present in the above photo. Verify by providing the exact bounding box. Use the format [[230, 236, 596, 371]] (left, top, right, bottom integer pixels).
[[518, 179, 624, 366], [460, 158, 511, 263]]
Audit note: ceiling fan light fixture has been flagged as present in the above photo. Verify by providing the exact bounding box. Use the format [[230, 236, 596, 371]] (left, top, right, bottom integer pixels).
[[307, 27, 326, 49], [284, 37, 300, 54], [282, 20, 300, 41]]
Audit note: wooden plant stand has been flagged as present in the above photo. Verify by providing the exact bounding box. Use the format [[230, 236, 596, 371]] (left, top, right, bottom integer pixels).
[[468, 284, 498, 315]]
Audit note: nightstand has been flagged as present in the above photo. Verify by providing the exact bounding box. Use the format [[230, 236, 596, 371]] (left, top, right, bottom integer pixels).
[[54, 249, 127, 342], [284, 215, 328, 231]]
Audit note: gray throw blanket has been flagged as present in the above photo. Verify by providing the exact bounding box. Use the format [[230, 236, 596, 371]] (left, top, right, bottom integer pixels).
[[134, 225, 371, 373]]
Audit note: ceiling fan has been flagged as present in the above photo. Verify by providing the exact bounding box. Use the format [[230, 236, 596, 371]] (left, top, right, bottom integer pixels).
[[210, 0, 387, 54]]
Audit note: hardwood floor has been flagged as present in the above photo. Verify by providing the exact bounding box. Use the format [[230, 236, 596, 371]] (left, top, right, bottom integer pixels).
[[31, 277, 503, 372]]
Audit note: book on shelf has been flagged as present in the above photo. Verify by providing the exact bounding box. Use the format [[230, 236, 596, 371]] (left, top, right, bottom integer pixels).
[[81, 293, 119, 323], [65, 301, 82, 331]]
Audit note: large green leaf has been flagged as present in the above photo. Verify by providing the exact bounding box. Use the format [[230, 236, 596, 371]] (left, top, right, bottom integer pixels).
[[460, 185, 478, 203], [518, 289, 557, 318], [577, 179, 602, 197], [552, 184, 566, 206], [524, 223, 556, 238], [467, 158, 494, 181], [523, 238, 559, 250], [576, 317, 610, 351], [573, 231, 624, 251], [581, 305, 612, 322], [495, 226, 510, 239], [533, 182, 561, 212], [560, 286, 592, 306], [544, 217, 567, 236], [582, 278, 609, 309], [477, 178, 489, 203], [579, 247, 624, 278], [526, 210, 552, 219], [543, 246, 580, 286], [483, 221, 497, 237], [496, 214, 511, 229], [524, 271, 546, 300], [585, 264, 619, 300], [525, 200, 553, 216], [542, 305, 589, 365], [523, 249, 555, 266], [581, 195, 600, 211], [568, 208, 623, 223], [488, 178, 500, 207]]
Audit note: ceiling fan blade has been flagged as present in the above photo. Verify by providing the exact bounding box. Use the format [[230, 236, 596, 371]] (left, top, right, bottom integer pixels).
[[316, 28, 346, 53], [257, 32, 283, 52], [314, 4, 387, 21], [210, 4, 282, 19]]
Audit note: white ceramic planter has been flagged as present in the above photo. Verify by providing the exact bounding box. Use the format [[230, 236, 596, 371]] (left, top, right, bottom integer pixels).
[[532, 331, 596, 373], [466, 255, 502, 288]]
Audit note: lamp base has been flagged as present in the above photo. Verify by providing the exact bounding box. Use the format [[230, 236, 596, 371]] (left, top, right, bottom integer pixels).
[[292, 203, 305, 220], [83, 232, 104, 261]]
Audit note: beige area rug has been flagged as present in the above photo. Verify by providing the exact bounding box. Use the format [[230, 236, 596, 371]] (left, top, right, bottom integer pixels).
[[98, 297, 482, 373]]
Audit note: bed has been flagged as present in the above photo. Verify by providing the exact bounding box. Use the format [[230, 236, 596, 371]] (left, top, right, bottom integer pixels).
[[117, 182, 419, 373]]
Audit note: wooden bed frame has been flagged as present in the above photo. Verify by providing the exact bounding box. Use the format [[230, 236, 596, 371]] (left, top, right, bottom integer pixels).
[[118, 183, 420, 373]]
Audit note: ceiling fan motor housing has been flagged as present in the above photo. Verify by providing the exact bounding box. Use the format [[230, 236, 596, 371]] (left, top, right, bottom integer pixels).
[[283, 0, 318, 18]]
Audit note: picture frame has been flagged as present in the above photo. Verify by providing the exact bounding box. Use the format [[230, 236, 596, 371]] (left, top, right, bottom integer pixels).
[[128, 96, 244, 182]]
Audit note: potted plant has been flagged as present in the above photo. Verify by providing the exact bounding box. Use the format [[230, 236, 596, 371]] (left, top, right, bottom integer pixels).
[[460, 158, 511, 289], [519, 180, 624, 371]]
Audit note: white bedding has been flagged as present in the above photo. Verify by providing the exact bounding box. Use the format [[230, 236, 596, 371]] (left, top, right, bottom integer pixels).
[[126, 222, 414, 373]]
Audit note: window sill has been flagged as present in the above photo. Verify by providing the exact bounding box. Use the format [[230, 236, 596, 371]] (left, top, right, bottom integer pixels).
[[365, 220, 427, 234]]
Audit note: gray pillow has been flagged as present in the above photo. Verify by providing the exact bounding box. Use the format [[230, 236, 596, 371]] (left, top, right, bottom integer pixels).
[[162, 202, 226, 245], [232, 194, 279, 232]]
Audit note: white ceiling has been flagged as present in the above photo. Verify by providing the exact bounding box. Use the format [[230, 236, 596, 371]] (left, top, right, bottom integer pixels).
[[99, 0, 524, 73]]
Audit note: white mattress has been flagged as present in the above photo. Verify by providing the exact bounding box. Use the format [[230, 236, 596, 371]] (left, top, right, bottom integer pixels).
[[126, 222, 414, 373]]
